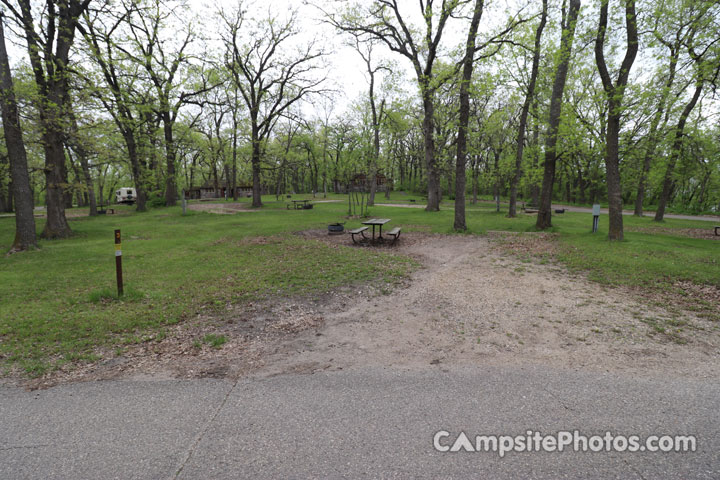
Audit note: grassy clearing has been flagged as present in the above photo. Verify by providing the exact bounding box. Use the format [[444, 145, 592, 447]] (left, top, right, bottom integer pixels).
[[0, 201, 414, 375], [0, 193, 717, 376]]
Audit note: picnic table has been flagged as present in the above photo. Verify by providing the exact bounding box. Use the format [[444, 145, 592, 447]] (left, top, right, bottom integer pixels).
[[348, 218, 402, 245], [362, 218, 391, 241], [289, 199, 311, 210]]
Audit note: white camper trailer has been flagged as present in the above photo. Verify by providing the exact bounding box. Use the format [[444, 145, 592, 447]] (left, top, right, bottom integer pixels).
[[115, 187, 136, 204]]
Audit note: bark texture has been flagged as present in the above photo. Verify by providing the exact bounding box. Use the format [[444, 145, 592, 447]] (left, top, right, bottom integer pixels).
[[654, 81, 703, 221], [453, 0, 484, 231], [536, 0, 581, 230], [594, 0, 638, 241], [0, 13, 36, 251], [508, 0, 547, 218]]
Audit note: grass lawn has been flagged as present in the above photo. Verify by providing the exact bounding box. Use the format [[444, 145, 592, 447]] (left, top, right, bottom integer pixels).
[[0, 194, 717, 376]]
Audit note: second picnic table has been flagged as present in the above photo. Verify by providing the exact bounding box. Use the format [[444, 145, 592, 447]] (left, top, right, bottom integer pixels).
[[362, 218, 391, 241], [290, 199, 310, 209]]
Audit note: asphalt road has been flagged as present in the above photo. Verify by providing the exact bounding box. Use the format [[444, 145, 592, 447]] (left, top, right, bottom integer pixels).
[[1, 365, 718, 479]]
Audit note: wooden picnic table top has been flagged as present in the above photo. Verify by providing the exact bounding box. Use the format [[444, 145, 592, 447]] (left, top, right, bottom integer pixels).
[[291, 199, 310, 203], [362, 218, 391, 226]]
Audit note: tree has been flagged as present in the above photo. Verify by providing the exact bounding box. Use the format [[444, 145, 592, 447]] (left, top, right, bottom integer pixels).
[[655, 39, 720, 221], [350, 38, 388, 207], [0, 11, 36, 251], [508, 0, 547, 218], [65, 101, 98, 216], [595, 0, 639, 241], [453, 0, 484, 230], [633, 3, 686, 216], [1, 0, 91, 238], [654, 2, 720, 221], [325, 0, 469, 212], [536, 0, 581, 230], [222, 6, 327, 207], [115, 0, 210, 207], [80, 9, 152, 212]]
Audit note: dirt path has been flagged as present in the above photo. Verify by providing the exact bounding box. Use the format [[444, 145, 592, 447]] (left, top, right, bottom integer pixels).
[[549, 204, 720, 222], [186, 202, 261, 214], [258, 234, 719, 378], [375, 203, 425, 208], [26, 233, 718, 389]]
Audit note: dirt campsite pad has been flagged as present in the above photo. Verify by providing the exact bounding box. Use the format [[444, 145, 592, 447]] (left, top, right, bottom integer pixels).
[[626, 224, 720, 240], [186, 202, 261, 214], [28, 231, 720, 389]]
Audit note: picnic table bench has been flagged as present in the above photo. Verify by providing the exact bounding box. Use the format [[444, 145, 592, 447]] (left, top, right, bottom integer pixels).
[[287, 200, 312, 210], [348, 220, 402, 246], [386, 227, 402, 245], [522, 202, 538, 214], [348, 226, 368, 244], [715, 226, 720, 236]]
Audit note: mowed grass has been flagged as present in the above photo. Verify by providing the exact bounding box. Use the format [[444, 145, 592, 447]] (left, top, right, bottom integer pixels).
[[0, 201, 414, 375], [0, 194, 717, 376]]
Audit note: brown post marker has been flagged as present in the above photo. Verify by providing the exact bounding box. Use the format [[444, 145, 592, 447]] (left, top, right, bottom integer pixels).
[[114, 229, 124, 296]]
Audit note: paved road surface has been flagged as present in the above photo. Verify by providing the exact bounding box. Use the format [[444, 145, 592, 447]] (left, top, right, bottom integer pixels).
[[1, 365, 718, 479]]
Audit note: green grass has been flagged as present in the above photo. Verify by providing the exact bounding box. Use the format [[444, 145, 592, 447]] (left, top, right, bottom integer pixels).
[[0, 200, 415, 375], [0, 194, 717, 376], [201, 334, 227, 349]]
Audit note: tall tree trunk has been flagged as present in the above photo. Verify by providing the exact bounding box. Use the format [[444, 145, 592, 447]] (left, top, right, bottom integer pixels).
[[163, 113, 178, 206], [122, 130, 148, 212], [423, 91, 440, 211], [144, 110, 160, 193], [530, 113, 540, 206], [66, 106, 97, 216], [655, 81, 703, 222], [595, 0, 638, 241], [453, 0, 484, 230], [696, 169, 711, 211], [472, 156, 479, 204], [0, 184, 6, 213], [536, 0, 581, 230], [251, 123, 263, 207], [0, 14, 36, 251], [8, 179, 15, 212], [634, 49, 678, 216], [494, 149, 501, 212], [508, 0, 547, 218], [40, 87, 72, 238], [0, 174, 6, 213], [13, 0, 89, 239], [62, 152, 74, 209], [366, 68, 383, 206]]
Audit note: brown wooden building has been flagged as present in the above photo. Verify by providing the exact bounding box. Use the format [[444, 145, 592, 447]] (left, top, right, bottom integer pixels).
[[341, 173, 391, 193], [183, 181, 264, 200]]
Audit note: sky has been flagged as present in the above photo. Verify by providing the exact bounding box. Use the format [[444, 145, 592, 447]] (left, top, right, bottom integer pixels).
[[188, 0, 514, 120], [3, 0, 717, 124], [0, 0, 543, 120]]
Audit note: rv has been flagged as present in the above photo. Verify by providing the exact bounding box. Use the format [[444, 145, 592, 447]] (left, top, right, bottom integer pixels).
[[115, 187, 136, 204]]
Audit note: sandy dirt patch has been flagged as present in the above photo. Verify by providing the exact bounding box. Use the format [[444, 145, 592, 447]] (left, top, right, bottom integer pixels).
[[626, 225, 720, 240], [374, 203, 425, 208], [23, 233, 720, 389], [187, 202, 260, 214]]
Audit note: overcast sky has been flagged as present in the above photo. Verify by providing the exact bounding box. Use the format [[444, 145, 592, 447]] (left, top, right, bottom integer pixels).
[[3, 0, 717, 123]]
